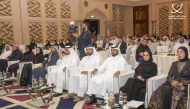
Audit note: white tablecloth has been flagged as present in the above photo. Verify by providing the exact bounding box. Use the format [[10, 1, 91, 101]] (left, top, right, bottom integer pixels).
[[153, 53, 190, 74]]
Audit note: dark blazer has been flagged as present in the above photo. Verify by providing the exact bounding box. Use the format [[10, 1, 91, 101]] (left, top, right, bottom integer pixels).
[[118, 41, 127, 54], [42, 52, 59, 67], [7, 49, 23, 61], [102, 42, 113, 49]]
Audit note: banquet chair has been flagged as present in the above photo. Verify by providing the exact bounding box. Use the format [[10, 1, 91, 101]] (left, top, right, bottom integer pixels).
[[37, 43, 43, 48], [157, 46, 169, 53], [7, 60, 20, 74], [145, 67, 163, 108], [43, 50, 51, 55], [47, 66, 77, 90], [18, 61, 32, 76], [150, 43, 159, 54], [31, 63, 48, 79], [112, 66, 162, 107], [149, 75, 190, 109], [131, 47, 139, 68], [32, 49, 36, 55], [125, 46, 133, 64], [188, 84, 190, 109]]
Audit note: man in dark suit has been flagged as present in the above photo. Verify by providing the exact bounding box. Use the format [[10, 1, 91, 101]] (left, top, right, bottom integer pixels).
[[117, 37, 127, 56], [102, 37, 113, 50]]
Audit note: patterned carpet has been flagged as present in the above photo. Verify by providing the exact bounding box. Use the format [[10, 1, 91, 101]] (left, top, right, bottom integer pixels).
[[0, 84, 95, 109]]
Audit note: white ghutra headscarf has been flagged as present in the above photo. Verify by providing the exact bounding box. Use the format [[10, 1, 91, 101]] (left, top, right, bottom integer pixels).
[[0, 44, 12, 59]]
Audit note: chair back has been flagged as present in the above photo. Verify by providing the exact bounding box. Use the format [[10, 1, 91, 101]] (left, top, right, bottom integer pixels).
[[131, 47, 139, 68], [32, 49, 36, 55], [37, 43, 43, 48], [43, 50, 51, 55], [157, 46, 169, 53], [125, 46, 133, 64], [150, 43, 159, 54]]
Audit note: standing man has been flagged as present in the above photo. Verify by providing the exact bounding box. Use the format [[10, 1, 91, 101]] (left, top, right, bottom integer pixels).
[[72, 22, 92, 60]]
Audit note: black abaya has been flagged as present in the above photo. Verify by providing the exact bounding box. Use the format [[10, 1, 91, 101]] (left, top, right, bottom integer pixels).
[[120, 60, 157, 101]]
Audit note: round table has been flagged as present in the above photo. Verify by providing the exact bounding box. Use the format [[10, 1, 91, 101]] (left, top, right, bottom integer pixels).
[[153, 53, 190, 74]]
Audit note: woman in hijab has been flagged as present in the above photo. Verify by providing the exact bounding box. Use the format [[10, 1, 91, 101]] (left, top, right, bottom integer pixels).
[[65, 39, 72, 47], [29, 39, 37, 49], [33, 47, 44, 64], [44, 40, 51, 49], [52, 40, 58, 46], [8, 45, 34, 76], [120, 50, 157, 101], [58, 39, 65, 48], [148, 46, 190, 109], [20, 47, 44, 86], [0, 43, 23, 72]]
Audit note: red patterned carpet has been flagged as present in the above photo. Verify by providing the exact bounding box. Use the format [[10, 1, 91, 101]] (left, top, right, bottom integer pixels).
[[0, 84, 93, 109]]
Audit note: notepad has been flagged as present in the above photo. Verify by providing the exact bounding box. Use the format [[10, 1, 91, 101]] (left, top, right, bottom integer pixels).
[[126, 100, 144, 108]]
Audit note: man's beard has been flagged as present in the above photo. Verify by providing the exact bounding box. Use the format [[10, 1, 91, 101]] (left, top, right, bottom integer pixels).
[[83, 27, 86, 31]]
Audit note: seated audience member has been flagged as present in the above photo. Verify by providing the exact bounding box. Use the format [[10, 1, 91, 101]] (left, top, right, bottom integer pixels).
[[96, 38, 103, 48], [110, 36, 118, 45], [0, 43, 23, 72], [33, 47, 45, 64], [64, 45, 102, 102], [0, 44, 12, 59], [32, 46, 59, 79], [148, 47, 190, 109], [65, 39, 72, 47], [58, 39, 65, 48], [117, 37, 127, 56], [0, 39, 5, 55], [52, 40, 58, 46], [20, 47, 44, 86], [173, 36, 189, 52], [159, 36, 170, 46], [120, 50, 157, 101], [136, 39, 150, 63], [47, 46, 79, 97], [91, 38, 97, 50], [29, 39, 37, 49], [102, 37, 113, 50], [86, 45, 128, 105], [44, 40, 51, 49], [8, 45, 34, 76]]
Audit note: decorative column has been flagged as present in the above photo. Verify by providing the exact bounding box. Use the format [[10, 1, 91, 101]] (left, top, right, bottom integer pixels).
[[75, 20, 83, 35], [105, 21, 110, 37], [152, 21, 156, 35]]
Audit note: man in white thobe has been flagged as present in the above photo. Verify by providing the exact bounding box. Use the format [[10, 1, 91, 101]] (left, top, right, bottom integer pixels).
[[0, 44, 12, 59], [49, 46, 79, 97], [159, 36, 170, 46], [63, 45, 103, 102], [173, 36, 189, 53], [86, 45, 128, 105]]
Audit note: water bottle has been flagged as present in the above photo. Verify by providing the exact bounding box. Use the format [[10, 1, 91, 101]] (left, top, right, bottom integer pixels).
[[104, 89, 109, 107], [12, 72, 15, 78], [119, 91, 123, 108], [32, 75, 35, 87], [39, 77, 42, 87], [3, 71, 6, 79], [104, 89, 109, 103]]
